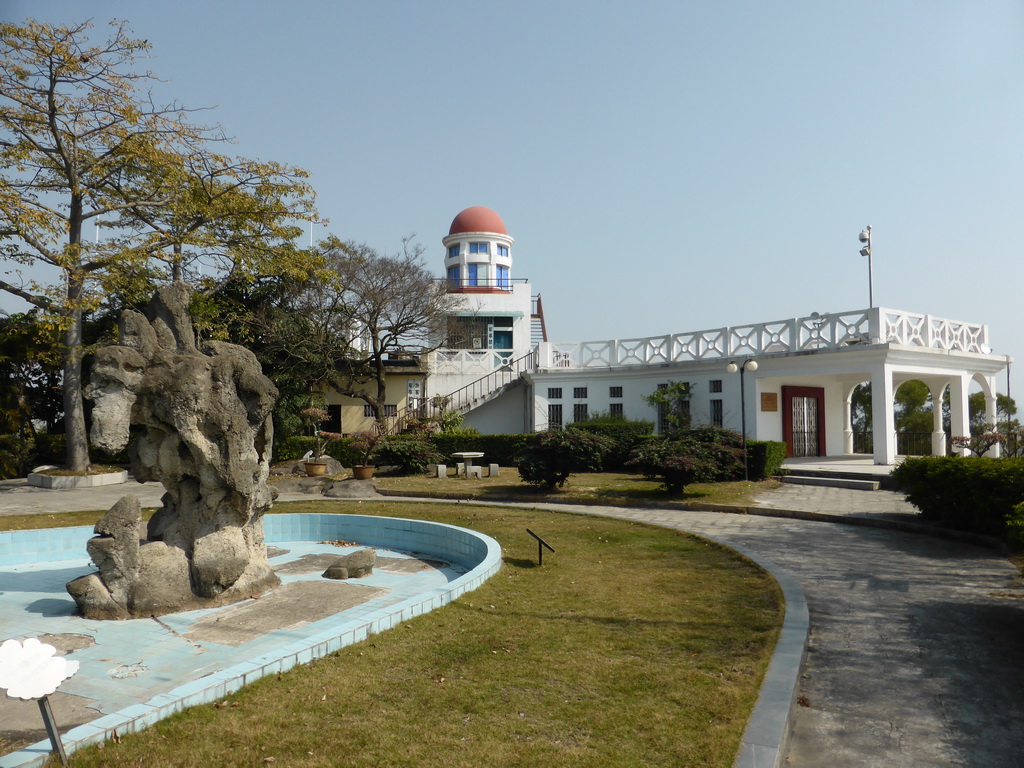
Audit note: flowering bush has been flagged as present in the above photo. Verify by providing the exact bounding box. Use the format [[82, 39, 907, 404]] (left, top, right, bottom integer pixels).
[[627, 438, 718, 495], [517, 428, 611, 490], [373, 435, 442, 475]]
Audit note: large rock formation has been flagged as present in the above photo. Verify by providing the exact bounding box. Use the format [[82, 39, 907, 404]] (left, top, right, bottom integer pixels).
[[67, 282, 281, 619]]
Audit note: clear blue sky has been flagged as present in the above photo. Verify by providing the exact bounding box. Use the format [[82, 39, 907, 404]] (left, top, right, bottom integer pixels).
[[4, 1, 1023, 394]]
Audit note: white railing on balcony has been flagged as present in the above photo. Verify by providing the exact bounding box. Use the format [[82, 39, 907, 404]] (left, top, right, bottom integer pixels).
[[430, 349, 518, 376], [538, 307, 990, 369]]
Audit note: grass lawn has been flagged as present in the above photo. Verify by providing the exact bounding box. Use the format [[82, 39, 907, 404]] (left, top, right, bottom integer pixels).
[[372, 469, 781, 509], [8, 497, 784, 768]]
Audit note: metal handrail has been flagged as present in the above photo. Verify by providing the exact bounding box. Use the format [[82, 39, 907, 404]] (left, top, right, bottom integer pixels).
[[385, 348, 537, 434]]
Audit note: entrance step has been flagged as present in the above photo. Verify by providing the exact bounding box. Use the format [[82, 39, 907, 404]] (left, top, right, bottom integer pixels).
[[778, 474, 881, 492]]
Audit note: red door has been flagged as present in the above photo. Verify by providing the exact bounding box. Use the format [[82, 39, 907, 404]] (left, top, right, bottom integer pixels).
[[782, 386, 825, 457]]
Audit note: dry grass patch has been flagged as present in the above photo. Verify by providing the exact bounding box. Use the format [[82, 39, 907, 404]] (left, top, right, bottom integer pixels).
[[62, 500, 782, 768]]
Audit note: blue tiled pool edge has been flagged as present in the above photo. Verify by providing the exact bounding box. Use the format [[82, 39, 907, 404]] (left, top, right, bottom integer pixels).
[[0, 514, 502, 768]]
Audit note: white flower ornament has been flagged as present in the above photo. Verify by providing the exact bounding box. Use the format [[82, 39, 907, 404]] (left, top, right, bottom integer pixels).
[[0, 638, 80, 700]]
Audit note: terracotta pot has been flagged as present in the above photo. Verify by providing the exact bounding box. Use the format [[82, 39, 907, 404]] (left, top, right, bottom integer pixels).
[[304, 461, 328, 477], [351, 465, 375, 480]]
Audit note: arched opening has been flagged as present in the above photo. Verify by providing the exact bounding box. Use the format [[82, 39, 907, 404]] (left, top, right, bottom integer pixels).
[[893, 379, 939, 456]]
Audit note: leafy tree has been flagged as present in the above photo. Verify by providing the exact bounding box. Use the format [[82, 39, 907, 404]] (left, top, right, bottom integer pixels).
[[260, 237, 464, 425], [0, 20, 319, 470], [643, 381, 691, 437]]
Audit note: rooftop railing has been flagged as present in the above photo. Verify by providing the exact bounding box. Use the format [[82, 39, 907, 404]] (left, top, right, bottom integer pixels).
[[538, 307, 991, 369]]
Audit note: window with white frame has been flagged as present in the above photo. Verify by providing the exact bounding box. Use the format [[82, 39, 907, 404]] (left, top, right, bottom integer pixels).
[[497, 244, 509, 257], [496, 265, 510, 289], [468, 263, 488, 286], [448, 245, 460, 259], [469, 242, 489, 254]]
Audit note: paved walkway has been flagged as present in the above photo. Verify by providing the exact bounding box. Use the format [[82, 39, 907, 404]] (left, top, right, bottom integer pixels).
[[3, 479, 1024, 766]]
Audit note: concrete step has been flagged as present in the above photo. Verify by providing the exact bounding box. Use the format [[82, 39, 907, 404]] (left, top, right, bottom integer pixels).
[[779, 474, 881, 492]]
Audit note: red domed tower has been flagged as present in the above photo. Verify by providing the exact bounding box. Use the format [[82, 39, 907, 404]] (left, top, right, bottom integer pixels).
[[442, 206, 515, 294]]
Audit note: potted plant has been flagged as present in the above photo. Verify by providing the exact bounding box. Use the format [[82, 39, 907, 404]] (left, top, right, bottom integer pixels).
[[350, 427, 385, 479], [300, 406, 342, 476]]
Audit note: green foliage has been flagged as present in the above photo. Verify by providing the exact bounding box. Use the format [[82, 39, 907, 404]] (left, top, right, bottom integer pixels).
[[572, 413, 655, 470], [891, 456, 1024, 540], [627, 438, 719, 494], [273, 436, 362, 467], [1007, 502, 1024, 550], [643, 381, 691, 436], [373, 436, 442, 475], [676, 426, 745, 481], [747, 441, 787, 480], [517, 428, 612, 489]]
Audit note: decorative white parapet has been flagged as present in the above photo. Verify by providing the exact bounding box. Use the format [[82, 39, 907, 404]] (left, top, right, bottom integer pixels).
[[535, 307, 991, 369], [429, 348, 517, 376]]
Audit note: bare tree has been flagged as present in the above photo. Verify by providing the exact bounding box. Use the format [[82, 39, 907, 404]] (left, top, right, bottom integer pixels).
[[263, 237, 464, 422]]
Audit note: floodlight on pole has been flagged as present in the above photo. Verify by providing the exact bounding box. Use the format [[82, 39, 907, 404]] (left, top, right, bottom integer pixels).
[[859, 225, 873, 308], [726, 359, 758, 481]]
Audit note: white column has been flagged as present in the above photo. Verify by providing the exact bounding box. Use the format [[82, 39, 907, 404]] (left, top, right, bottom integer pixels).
[[842, 381, 856, 455], [948, 374, 971, 456], [870, 365, 896, 464], [983, 375, 1002, 457], [930, 383, 947, 457]]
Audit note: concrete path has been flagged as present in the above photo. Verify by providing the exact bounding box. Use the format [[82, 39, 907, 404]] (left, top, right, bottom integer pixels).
[[3, 478, 1024, 766]]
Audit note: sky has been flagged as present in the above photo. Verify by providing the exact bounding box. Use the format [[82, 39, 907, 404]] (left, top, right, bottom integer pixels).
[[3, 1, 1023, 394]]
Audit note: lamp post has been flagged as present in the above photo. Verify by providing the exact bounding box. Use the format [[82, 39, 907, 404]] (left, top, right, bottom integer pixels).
[[726, 359, 758, 481], [859, 225, 873, 308]]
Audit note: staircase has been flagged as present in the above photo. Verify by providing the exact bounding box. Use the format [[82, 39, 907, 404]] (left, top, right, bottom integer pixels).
[[777, 462, 896, 492], [386, 349, 537, 434]]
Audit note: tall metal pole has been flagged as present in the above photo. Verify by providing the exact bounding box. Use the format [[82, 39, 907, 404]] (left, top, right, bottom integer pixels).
[[859, 225, 873, 308], [739, 365, 748, 481]]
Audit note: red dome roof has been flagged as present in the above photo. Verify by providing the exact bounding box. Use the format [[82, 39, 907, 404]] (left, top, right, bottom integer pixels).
[[448, 206, 507, 236]]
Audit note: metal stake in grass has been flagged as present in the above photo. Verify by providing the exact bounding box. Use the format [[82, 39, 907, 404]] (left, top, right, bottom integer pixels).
[[526, 528, 554, 566]]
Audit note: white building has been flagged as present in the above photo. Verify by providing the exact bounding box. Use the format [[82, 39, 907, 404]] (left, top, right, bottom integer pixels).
[[415, 207, 1011, 465]]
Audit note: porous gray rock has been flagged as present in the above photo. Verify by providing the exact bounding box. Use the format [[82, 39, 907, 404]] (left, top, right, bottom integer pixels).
[[69, 282, 281, 619], [322, 549, 376, 580], [323, 478, 379, 498]]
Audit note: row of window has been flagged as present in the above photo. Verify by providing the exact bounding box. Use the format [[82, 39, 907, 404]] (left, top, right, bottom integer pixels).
[[448, 243, 510, 258], [446, 264, 510, 288], [547, 386, 623, 400], [363, 404, 398, 418]]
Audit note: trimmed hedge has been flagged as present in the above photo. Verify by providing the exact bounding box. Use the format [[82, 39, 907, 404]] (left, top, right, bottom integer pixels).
[[891, 456, 1024, 539], [427, 434, 531, 467], [748, 441, 787, 481], [273, 436, 362, 466]]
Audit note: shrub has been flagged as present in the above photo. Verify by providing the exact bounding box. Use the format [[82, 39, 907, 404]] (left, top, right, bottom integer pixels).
[[748, 440, 787, 481], [373, 435, 442, 475], [627, 437, 719, 495], [891, 456, 1024, 539], [675, 426, 745, 481], [517, 428, 612, 490], [573, 414, 655, 470], [273, 436, 362, 466]]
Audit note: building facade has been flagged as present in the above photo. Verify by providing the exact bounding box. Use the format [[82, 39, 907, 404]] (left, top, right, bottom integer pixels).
[[409, 207, 1011, 465]]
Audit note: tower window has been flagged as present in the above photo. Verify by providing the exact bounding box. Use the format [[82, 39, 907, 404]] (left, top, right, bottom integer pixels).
[[447, 266, 461, 286], [468, 263, 488, 285], [448, 245, 460, 259], [496, 265, 510, 289], [497, 244, 509, 257], [469, 242, 489, 254]]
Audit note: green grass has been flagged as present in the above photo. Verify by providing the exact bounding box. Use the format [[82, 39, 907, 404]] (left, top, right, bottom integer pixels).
[[17, 499, 783, 768]]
